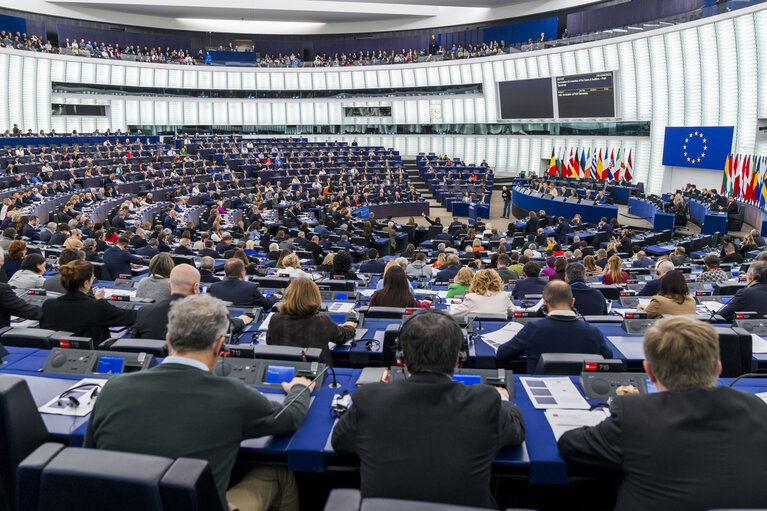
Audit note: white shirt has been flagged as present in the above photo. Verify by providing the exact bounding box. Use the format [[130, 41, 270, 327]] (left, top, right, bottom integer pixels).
[[449, 291, 515, 318]]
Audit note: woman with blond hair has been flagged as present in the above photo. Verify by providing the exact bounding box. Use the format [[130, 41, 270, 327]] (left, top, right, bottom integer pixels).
[[267, 278, 356, 365], [583, 255, 602, 276], [601, 255, 629, 285], [276, 253, 312, 280], [449, 269, 515, 317], [431, 253, 447, 268], [446, 267, 474, 298]]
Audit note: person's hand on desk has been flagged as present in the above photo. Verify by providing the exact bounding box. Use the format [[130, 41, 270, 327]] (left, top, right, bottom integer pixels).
[[236, 314, 253, 325], [273, 292, 283, 299], [93, 288, 105, 299], [342, 320, 358, 328], [495, 386, 510, 399], [282, 376, 315, 393], [130, 263, 142, 269]]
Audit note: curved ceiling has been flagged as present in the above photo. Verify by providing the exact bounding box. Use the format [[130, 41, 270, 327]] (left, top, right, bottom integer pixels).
[[3, 0, 602, 35]]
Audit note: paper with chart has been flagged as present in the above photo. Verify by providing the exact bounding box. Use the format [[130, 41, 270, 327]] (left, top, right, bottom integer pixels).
[[481, 322, 524, 351], [327, 302, 355, 313], [521, 377, 590, 409], [545, 408, 611, 440], [258, 312, 275, 331]]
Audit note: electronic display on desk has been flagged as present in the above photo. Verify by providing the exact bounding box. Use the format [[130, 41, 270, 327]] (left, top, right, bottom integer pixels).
[[96, 356, 125, 374], [721, 296, 733, 304], [556, 72, 616, 118], [452, 374, 482, 385], [497, 78, 554, 119], [329, 315, 346, 325], [265, 365, 295, 384], [335, 292, 348, 300], [263, 289, 275, 297]]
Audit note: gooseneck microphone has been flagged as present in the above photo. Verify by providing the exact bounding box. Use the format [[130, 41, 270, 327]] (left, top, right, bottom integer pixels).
[[269, 364, 331, 423]]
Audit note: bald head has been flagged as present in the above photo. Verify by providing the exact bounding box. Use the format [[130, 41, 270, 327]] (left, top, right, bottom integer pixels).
[[169, 264, 200, 295]]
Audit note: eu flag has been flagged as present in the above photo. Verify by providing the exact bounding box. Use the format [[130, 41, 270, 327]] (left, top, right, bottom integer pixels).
[[662, 126, 734, 170]]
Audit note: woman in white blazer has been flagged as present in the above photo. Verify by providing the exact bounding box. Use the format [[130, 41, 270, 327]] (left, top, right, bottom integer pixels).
[[449, 269, 515, 318]]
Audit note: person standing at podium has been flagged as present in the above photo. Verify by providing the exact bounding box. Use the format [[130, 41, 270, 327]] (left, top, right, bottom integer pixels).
[[332, 310, 524, 508], [558, 316, 767, 510]]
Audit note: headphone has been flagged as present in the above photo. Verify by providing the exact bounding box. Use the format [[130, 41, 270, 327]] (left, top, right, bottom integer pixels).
[[57, 383, 101, 408]]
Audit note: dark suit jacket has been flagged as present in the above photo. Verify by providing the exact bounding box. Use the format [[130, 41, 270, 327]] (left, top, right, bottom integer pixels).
[[570, 282, 608, 315], [718, 282, 767, 321], [0, 282, 42, 328], [511, 276, 548, 299], [130, 235, 148, 248], [208, 278, 279, 308], [103, 246, 145, 278], [554, 222, 571, 244], [40, 291, 136, 344], [331, 372, 525, 508], [132, 294, 243, 339], [266, 313, 354, 366], [434, 265, 460, 282], [198, 248, 219, 259], [136, 246, 160, 258], [199, 270, 220, 283], [22, 224, 40, 241], [636, 278, 661, 297], [558, 387, 767, 511], [359, 259, 386, 274], [84, 362, 310, 507], [497, 314, 612, 373]]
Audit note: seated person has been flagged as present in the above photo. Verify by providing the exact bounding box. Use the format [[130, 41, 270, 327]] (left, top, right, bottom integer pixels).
[[132, 265, 252, 339], [332, 310, 525, 508], [330, 250, 364, 280], [446, 267, 474, 298], [135, 253, 174, 302], [370, 266, 431, 309], [511, 261, 548, 299], [40, 260, 136, 344], [208, 258, 281, 308], [497, 281, 612, 373], [406, 252, 433, 279], [103, 236, 147, 278], [0, 280, 42, 328], [564, 262, 608, 315], [267, 278, 356, 365], [696, 253, 729, 284], [85, 294, 312, 510], [670, 246, 690, 265], [632, 250, 654, 269], [43, 248, 84, 293], [450, 269, 514, 318], [637, 270, 697, 318], [718, 260, 767, 321], [721, 242, 744, 264], [601, 255, 629, 285], [494, 254, 518, 282], [3, 240, 26, 279], [637, 260, 675, 296], [558, 316, 767, 510], [7, 253, 46, 291], [276, 253, 312, 280], [198, 256, 221, 283], [359, 248, 386, 274], [434, 254, 461, 282], [548, 257, 567, 281]]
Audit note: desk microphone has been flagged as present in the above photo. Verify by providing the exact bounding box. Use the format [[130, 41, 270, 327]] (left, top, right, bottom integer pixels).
[[268, 364, 331, 424]]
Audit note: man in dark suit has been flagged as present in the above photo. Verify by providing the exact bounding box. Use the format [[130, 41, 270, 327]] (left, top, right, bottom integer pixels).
[[163, 210, 179, 232], [332, 311, 524, 508], [721, 242, 744, 264], [554, 216, 571, 245], [198, 240, 220, 259], [48, 224, 70, 246], [215, 234, 233, 254], [85, 294, 311, 510], [558, 315, 767, 511], [511, 261, 548, 300], [434, 227, 453, 243], [133, 265, 250, 339], [103, 236, 146, 278], [637, 259, 674, 297], [434, 254, 461, 282], [208, 259, 281, 308], [111, 211, 127, 231], [0, 281, 41, 328], [174, 238, 195, 256], [39, 222, 56, 244], [565, 262, 608, 315], [129, 228, 148, 249], [21, 215, 40, 241], [718, 260, 767, 321], [136, 238, 161, 258], [198, 257, 221, 284], [306, 235, 326, 266], [359, 248, 386, 274], [631, 250, 654, 268], [499, 281, 612, 373]]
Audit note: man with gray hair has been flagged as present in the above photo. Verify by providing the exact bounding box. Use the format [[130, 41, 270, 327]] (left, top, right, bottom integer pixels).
[[637, 259, 675, 296], [718, 260, 767, 321], [199, 255, 220, 283], [39, 222, 57, 244], [86, 294, 311, 510], [558, 315, 767, 510], [564, 262, 608, 315]]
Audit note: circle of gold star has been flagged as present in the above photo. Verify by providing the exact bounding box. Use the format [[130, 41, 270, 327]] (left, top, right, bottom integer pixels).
[[683, 132, 707, 163]]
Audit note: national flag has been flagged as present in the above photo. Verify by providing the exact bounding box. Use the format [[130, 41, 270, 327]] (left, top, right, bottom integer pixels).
[[548, 149, 557, 177], [606, 150, 616, 181], [580, 148, 587, 178], [616, 148, 624, 181], [557, 147, 565, 176], [596, 149, 604, 180], [625, 149, 633, 182], [752, 155, 760, 204], [586, 148, 595, 179], [733, 155, 741, 199], [721, 154, 730, 195], [743, 155, 751, 202], [570, 148, 581, 178], [760, 157, 767, 209]]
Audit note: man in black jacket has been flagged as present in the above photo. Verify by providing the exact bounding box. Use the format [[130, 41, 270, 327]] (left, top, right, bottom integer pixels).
[[511, 261, 548, 299], [564, 262, 608, 315], [132, 265, 251, 339], [558, 315, 767, 511], [208, 258, 281, 308], [0, 282, 42, 328], [637, 259, 674, 297], [86, 294, 312, 510], [718, 260, 767, 321], [332, 310, 524, 508]]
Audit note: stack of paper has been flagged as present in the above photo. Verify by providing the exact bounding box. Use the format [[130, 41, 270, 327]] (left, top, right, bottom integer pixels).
[[520, 377, 590, 409], [480, 322, 524, 351], [544, 409, 611, 441], [751, 334, 767, 354]]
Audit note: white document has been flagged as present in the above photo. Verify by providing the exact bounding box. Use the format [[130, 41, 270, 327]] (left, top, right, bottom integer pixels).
[[521, 377, 590, 409], [756, 392, 767, 405], [436, 290, 449, 299], [38, 378, 105, 417], [358, 289, 375, 297], [613, 308, 638, 318], [544, 408, 611, 441], [518, 298, 544, 312], [103, 289, 136, 299], [751, 334, 767, 354], [328, 302, 355, 313], [258, 312, 275, 331], [699, 301, 724, 314], [481, 322, 525, 351], [637, 298, 652, 308]]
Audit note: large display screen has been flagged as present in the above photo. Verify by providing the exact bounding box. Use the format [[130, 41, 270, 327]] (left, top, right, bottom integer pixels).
[[497, 78, 554, 119], [556, 72, 615, 118]]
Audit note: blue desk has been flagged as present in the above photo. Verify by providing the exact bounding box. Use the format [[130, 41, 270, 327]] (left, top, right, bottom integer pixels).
[[512, 189, 618, 224], [611, 186, 634, 204], [452, 202, 470, 217], [688, 199, 728, 235], [628, 198, 675, 232]]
